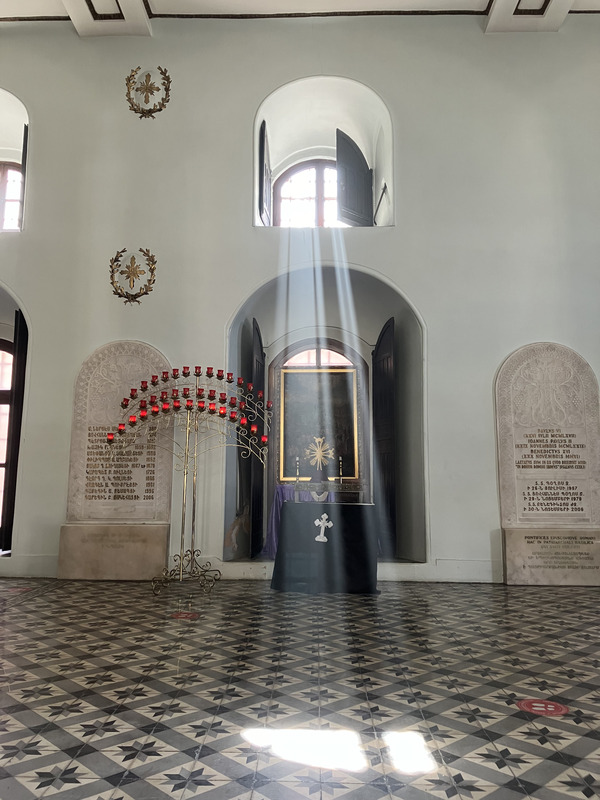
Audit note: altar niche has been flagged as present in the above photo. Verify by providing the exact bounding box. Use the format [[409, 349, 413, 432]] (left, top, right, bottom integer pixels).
[[224, 265, 427, 565]]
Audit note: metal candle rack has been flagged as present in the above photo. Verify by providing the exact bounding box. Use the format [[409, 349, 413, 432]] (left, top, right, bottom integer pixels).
[[106, 367, 271, 594]]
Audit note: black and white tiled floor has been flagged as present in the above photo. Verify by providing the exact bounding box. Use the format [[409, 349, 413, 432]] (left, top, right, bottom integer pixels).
[[0, 578, 599, 799]]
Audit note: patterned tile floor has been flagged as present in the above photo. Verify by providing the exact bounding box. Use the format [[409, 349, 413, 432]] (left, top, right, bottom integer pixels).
[[0, 578, 598, 799]]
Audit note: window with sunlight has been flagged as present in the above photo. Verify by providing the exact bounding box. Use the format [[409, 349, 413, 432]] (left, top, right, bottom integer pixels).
[[274, 161, 349, 228], [283, 347, 352, 367], [0, 164, 23, 231]]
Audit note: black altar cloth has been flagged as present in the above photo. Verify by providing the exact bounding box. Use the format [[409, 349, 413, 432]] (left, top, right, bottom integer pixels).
[[270, 501, 378, 594]]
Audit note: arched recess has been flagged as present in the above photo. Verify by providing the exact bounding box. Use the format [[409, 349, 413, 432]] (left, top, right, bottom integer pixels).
[[254, 77, 393, 227], [223, 265, 426, 564], [0, 286, 28, 554], [0, 89, 29, 232]]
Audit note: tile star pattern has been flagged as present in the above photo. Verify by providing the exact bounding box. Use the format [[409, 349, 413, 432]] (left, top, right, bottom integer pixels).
[[0, 578, 598, 798]]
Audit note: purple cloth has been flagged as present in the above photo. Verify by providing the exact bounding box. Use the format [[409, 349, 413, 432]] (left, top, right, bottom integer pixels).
[[263, 484, 335, 559]]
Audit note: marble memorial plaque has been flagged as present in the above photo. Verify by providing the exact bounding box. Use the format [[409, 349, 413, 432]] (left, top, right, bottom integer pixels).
[[67, 341, 173, 522], [504, 529, 600, 585], [496, 342, 600, 529], [58, 523, 170, 580]]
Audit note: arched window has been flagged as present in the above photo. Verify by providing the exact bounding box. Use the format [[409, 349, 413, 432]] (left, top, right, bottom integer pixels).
[[0, 89, 28, 233], [273, 161, 349, 229], [255, 77, 393, 228], [0, 163, 23, 231]]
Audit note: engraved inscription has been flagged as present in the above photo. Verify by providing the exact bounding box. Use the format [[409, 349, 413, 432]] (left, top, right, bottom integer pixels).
[[514, 429, 587, 472], [523, 533, 599, 572], [520, 481, 584, 514], [85, 424, 156, 504]]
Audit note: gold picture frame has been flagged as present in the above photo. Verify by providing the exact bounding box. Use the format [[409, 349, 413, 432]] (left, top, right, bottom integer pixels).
[[280, 368, 358, 482]]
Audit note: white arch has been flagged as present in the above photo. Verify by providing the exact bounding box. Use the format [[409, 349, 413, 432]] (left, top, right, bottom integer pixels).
[[0, 89, 28, 165]]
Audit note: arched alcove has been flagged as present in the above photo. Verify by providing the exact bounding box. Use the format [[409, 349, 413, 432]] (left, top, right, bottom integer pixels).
[[224, 265, 426, 564], [0, 88, 29, 232], [254, 77, 394, 227]]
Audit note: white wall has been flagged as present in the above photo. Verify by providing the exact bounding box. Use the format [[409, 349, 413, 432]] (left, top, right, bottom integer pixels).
[[0, 15, 599, 580]]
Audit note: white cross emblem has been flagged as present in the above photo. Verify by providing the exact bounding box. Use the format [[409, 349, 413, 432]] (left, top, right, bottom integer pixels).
[[314, 513, 333, 542]]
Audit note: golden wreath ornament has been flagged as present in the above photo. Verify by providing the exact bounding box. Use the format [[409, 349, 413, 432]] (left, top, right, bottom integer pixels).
[[109, 248, 157, 305], [125, 66, 171, 120]]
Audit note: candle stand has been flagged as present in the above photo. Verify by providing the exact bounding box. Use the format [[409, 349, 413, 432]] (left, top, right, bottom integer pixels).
[[106, 367, 271, 594]]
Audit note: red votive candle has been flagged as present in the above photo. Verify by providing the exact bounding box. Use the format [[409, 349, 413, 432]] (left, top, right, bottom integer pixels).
[[172, 388, 179, 398], [219, 406, 227, 417], [186, 398, 193, 409], [151, 375, 159, 385], [140, 380, 148, 391], [182, 366, 190, 377], [107, 432, 114, 443], [162, 371, 169, 381], [227, 372, 233, 382], [150, 395, 157, 403], [239, 401, 246, 411], [194, 366, 202, 376], [198, 400, 206, 412], [208, 402, 216, 414], [217, 369, 224, 380], [257, 390, 264, 400], [229, 397, 237, 407], [140, 409, 148, 420], [161, 390, 168, 401], [239, 417, 248, 427], [247, 382, 253, 392], [197, 387, 204, 398], [173, 399, 181, 411], [182, 387, 190, 398], [219, 392, 227, 402], [121, 398, 130, 408], [229, 410, 238, 422], [130, 388, 137, 399], [237, 377, 244, 387], [208, 389, 216, 400], [129, 415, 137, 426], [266, 400, 273, 410], [118, 423, 126, 434], [261, 435, 268, 445], [151, 405, 160, 416], [172, 368, 179, 379], [206, 367, 214, 378], [162, 402, 170, 413], [250, 424, 258, 435], [139, 400, 147, 409]]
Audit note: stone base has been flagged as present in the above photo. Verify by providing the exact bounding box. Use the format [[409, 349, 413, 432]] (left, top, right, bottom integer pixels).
[[58, 523, 169, 580], [503, 528, 600, 585]]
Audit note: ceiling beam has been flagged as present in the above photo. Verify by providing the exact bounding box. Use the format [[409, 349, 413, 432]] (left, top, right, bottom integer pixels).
[[60, 0, 152, 35], [486, 0, 574, 31]]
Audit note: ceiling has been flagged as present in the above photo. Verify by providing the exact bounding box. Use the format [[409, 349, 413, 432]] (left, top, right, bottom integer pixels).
[[0, 0, 593, 35]]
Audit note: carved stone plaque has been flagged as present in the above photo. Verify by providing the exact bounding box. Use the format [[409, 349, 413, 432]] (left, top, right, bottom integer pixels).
[[496, 343, 600, 529], [67, 341, 173, 522], [504, 529, 600, 585]]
